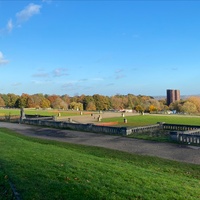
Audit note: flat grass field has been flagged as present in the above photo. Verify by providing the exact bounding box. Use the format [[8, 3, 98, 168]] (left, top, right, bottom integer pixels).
[[0, 128, 200, 200], [101, 114, 200, 127], [0, 108, 89, 117]]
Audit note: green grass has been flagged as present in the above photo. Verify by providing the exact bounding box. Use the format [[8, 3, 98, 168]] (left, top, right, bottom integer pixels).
[[0, 167, 13, 199], [102, 114, 200, 127], [0, 128, 200, 199], [128, 130, 172, 142], [0, 108, 89, 117]]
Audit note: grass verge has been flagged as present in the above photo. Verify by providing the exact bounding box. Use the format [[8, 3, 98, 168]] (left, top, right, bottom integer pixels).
[[0, 127, 200, 200]]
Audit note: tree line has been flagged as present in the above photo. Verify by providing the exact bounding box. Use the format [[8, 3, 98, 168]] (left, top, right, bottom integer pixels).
[[0, 93, 200, 114]]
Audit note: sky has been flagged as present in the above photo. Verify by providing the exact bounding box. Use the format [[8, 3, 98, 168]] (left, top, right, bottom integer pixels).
[[1, 0, 200, 97]]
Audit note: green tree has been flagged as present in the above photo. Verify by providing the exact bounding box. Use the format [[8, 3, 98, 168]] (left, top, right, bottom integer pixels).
[[7, 93, 19, 107], [83, 96, 95, 110], [93, 94, 110, 110]]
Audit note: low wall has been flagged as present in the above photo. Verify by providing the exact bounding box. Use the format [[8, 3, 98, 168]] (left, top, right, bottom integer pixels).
[[23, 119, 128, 136], [178, 134, 200, 144], [163, 123, 200, 131], [22, 119, 164, 136], [170, 128, 200, 145], [128, 124, 161, 135]]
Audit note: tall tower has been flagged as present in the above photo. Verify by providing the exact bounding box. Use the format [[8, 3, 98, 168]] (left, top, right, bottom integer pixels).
[[166, 89, 180, 106]]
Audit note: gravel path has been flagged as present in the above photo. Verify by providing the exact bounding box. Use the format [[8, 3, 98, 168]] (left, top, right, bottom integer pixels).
[[1, 122, 200, 165]]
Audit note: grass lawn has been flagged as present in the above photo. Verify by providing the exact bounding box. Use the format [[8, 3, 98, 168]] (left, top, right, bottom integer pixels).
[[0, 108, 92, 117], [0, 128, 200, 200], [101, 114, 200, 127]]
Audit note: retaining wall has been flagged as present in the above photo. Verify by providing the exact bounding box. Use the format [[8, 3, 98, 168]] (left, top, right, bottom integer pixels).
[[23, 119, 128, 136]]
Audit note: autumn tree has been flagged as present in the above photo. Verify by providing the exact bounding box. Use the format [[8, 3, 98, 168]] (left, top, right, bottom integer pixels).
[[169, 101, 183, 112], [27, 94, 44, 108], [187, 96, 200, 112], [40, 98, 50, 109], [82, 96, 96, 111], [110, 95, 123, 110], [0, 96, 5, 107], [47, 95, 68, 109], [135, 105, 144, 113], [69, 102, 83, 111], [181, 101, 197, 114], [0, 94, 9, 107], [61, 95, 70, 107], [15, 93, 29, 108]]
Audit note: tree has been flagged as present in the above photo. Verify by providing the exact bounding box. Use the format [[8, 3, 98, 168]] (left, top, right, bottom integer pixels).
[[15, 93, 29, 108], [181, 101, 197, 114], [110, 95, 123, 110], [61, 95, 70, 106], [86, 101, 96, 111], [93, 94, 110, 110], [83, 96, 96, 110], [7, 93, 19, 107], [0, 96, 5, 107], [69, 102, 83, 111], [187, 96, 200, 112], [135, 105, 144, 113], [27, 94, 44, 108], [40, 98, 50, 109]]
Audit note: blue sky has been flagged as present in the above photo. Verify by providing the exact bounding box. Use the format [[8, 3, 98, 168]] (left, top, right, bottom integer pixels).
[[0, 0, 200, 97]]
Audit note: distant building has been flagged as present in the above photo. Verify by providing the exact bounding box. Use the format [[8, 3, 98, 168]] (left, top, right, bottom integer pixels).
[[166, 89, 180, 106]]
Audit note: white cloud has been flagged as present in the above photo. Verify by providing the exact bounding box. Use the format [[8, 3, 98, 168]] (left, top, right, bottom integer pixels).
[[53, 68, 68, 77], [16, 3, 42, 24], [6, 19, 13, 33], [0, 52, 9, 65]]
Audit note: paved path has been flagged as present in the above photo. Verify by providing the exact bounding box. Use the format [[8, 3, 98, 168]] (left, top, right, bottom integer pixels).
[[1, 122, 200, 165]]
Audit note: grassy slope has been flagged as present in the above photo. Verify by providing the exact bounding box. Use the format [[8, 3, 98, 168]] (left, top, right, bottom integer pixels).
[[102, 114, 200, 127], [0, 128, 200, 200]]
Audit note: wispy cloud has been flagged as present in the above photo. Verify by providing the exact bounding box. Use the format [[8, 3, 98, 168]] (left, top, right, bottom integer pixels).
[[0, 3, 42, 35], [0, 52, 9, 65], [53, 68, 68, 77], [12, 82, 21, 87], [16, 3, 42, 24], [6, 19, 13, 33], [32, 72, 49, 78], [115, 69, 125, 79], [91, 78, 104, 81]]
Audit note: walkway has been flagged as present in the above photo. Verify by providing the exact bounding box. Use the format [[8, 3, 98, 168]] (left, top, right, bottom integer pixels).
[[0, 122, 200, 165]]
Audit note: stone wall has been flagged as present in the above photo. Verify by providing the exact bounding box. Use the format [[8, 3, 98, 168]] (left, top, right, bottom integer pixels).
[[22, 119, 164, 136], [163, 123, 200, 131], [128, 124, 161, 135], [170, 128, 200, 145], [23, 119, 128, 136]]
